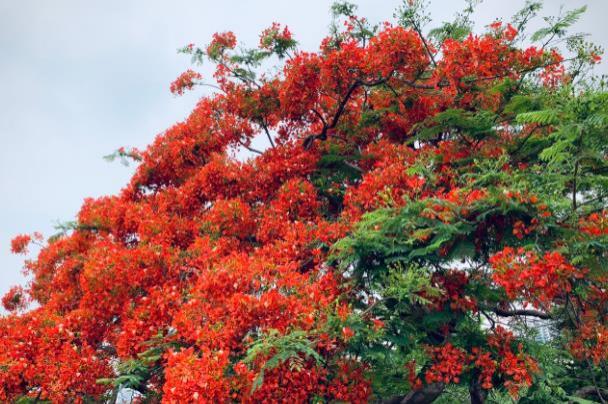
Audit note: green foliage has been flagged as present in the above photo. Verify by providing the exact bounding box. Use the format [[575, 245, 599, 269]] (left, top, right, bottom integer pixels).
[[230, 49, 271, 68], [312, 144, 364, 214], [97, 331, 180, 397], [97, 359, 150, 390], [428, 0, 480, 43], [516, 109, 559, 125], [329, 1, 378, 45], [396, 0, 431, 31], [178, 44, 205, 65], [330, 1, 357, 18], [511, 1, 543, 34], [531, 6, 587, 43], [243, 329, 323, 392], [103, 147, 142, 167], [14, 398, 51, 404], [433, 385, 474, 403], [417, 108, 497, 144], [383, 262, 440, 306]]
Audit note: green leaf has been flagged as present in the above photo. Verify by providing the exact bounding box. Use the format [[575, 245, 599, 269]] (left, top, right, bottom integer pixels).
[[244, 329, 323, 392], [516, 110, 559, 125]]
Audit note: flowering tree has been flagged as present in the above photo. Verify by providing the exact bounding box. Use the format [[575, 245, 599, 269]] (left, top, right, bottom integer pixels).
[[2, 1, 607, 402]]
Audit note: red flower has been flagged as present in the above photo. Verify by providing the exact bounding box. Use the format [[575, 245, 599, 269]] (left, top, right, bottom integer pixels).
[[170, 69, 202, 96], [10, 234, 31, 254], [1, 286, 27, 312], [259, 22, 295, 55], [424, 343, 467, 384], [371, 318, 384, 331], [206, 31, 237, 60], [489, 247, 584, 307], [0, 6, 588, 402], [342, 326, 355, 341]]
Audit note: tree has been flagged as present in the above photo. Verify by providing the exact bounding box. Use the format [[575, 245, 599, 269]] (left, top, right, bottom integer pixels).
[[1, 1, 606, 402]]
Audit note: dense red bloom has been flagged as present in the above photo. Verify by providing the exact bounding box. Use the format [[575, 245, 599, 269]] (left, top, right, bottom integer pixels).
[[259, 22, 294, 54], [580, 211, 608, 236], [429, 270, 477, 312], [2, 4, 595, 402], [170, 69, 202, 96], [1, 286, 27, 312], [489, 247, 583, 307], [425, 343, 467, 384], [10, 234, 31, 254], [341, 326, 355, 341], [569, 312, 608, 365], [163, 347, 231, 403], [406, 360, 423, 390], [488, 327, 539, 398], [207, 31, 237, 61], [0, 311, 112, 402], [470, 348, 496, 390]]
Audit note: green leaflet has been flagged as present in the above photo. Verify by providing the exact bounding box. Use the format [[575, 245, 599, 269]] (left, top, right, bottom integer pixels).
[[243, 329, 323, 393]]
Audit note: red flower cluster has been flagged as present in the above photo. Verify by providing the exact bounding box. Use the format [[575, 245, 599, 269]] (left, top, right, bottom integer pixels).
[[259, 22, 294, 54], [416, 345, 497, 392], [10, 234, 31, 254], [406, 360, 423, 390], [424, 343, 467, 384], [0, 8, 575, 402], [488, 327, 539, 398], [208, 31, 237, 53], [470, 348, 496, 390], [489, 247, 583, 307], [1, 286, 27, 312], [580, 211, 608, 236], [429, 270, 477, 312], [0, 312, 111, 402], [512, 218, 539, 239], [170, 69, 202, 96], [569, 313, 608, 365], [163, 347, 231, 403]]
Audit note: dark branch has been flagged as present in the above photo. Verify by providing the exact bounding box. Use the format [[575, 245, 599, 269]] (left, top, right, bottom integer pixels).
[[238, 140, 263, 155], [382, 383, 445, 404], [492, 307, 552, 320], [343, 160, 364, 173], [260, 121, 276, 148], [574, 386, 608, 401], [410, 21, 437, 68], [311, 108, 328, 127], [470, 374, 488, 404], [304, 77, 388, 149]]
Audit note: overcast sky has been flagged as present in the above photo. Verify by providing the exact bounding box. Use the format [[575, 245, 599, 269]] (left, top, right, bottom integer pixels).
[[1, 0, 606, 300]]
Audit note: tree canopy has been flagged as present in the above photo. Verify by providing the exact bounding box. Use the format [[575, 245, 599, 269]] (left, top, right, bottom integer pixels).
[[2, 1, 608, 403]]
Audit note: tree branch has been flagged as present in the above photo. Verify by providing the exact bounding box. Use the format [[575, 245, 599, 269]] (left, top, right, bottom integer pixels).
[[492, 307, 552, 320], [260, 120, 275, 148], [238, 140, 263, 155], [470, 377, 487, 404], [510, 125, 542, 158], [304, 77, 388, 149], [311, 108, 328, 127], [382, 383, 445, 404], [574, 385, 608, 402], [410, 21, 437, 68]]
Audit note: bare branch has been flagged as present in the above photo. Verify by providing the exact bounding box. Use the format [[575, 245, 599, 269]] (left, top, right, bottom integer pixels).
[[492, 307, 552, 320], [304, 76, 389, 149], [238, 140, 263, 155], [382, 383, 445, 404], [260, 120, 276, 148]]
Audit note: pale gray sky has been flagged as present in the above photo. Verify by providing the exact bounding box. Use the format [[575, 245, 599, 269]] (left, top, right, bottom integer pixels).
[[1, 0, 606, 299]]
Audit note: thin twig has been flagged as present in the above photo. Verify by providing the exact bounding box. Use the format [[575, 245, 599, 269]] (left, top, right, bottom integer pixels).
[[238, 140, 263, 155]]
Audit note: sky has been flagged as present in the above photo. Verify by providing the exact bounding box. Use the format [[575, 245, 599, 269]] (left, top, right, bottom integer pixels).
[[1, 0, 607, 301]]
